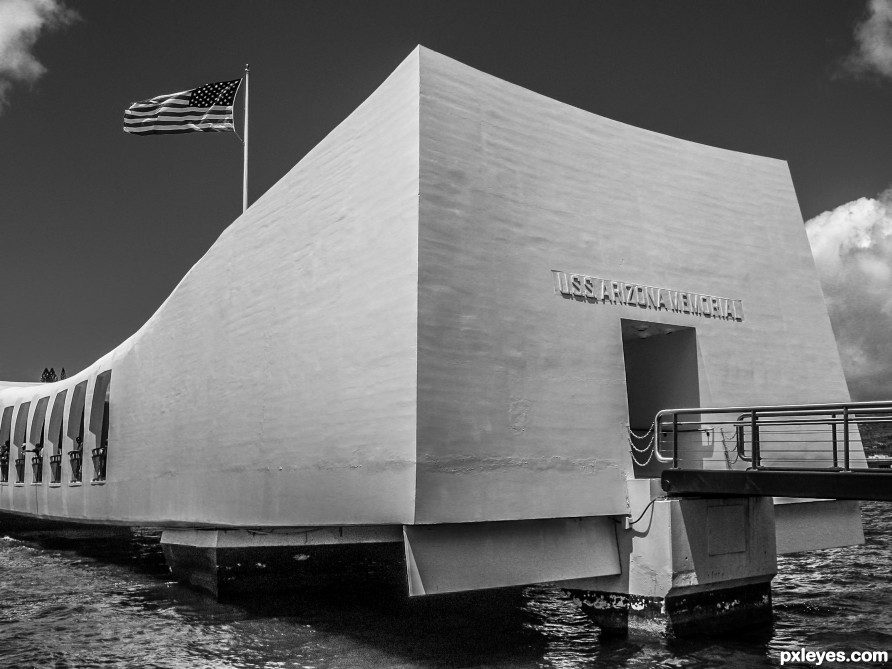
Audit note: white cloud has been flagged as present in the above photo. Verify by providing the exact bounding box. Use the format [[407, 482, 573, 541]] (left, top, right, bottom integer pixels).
[[806, 190, 892, 400], [843, 0, 892, 80], [0, 0, 77, 112]]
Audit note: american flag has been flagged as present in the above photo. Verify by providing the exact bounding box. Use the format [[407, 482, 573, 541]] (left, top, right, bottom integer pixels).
[[123, 79, 242, 136]]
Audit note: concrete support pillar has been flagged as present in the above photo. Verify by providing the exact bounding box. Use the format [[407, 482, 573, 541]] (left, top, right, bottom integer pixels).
[[161, 532, 220, 595], [160, 526, 404, 598], [560, 480, 777, 637]]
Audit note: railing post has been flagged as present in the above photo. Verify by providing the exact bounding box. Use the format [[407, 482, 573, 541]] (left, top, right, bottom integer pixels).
[[831, 413, 838, 468], [672, 413, 679, 468], [843, 406, 850, 471], [751, 410, 760, 469]]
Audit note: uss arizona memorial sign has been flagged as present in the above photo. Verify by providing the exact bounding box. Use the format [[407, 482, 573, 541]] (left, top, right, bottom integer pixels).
[[552, 270, 745, 322]]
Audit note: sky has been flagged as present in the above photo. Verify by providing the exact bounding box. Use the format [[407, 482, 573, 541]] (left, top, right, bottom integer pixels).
[[2, 0, 892, 400]]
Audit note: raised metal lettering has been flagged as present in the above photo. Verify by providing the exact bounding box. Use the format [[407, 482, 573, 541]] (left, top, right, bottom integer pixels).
[[550, 270, 743, 324], [612, 282, 623, 304], [552, 270, 570, 295], [700, 295, 712, 317], [668, 290, 679, 312], [584, 276, 596, 299]]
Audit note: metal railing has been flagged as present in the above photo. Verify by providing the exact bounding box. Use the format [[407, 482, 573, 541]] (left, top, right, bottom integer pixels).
[[652, 400, 892, 471]]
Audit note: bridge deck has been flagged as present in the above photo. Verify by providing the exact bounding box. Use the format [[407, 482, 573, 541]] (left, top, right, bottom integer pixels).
[[661, 468, 892, 501], [650, 400, 892, 501]]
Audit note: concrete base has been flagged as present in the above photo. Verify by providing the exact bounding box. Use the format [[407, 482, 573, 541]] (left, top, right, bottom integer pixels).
[[161, 527, 405, 598], [568, 579, 772, 637], [559, 480, 778, 637]]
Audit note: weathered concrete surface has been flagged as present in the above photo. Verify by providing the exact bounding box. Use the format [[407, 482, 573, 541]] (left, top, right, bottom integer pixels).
[[414, 46, 862, 524], [570, 581, 772, 637], [403, 517, 620, 595], [774, 499, 864, 554]]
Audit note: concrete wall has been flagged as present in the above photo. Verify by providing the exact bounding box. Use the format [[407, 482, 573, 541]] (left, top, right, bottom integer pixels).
[[414, 47, 857, 524]]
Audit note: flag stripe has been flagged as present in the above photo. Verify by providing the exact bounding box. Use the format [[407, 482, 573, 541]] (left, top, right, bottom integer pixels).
[[124, 103, 192, 115], [124, 119, 234, 129], [124, 112, 234, 124], [128, 95, 191, 107], [124, 105, 232, 118], [124, 125, 234, 136], [123, 118, 234, 127], [124, 116, 233, 125], [125, 97, 192, 112]]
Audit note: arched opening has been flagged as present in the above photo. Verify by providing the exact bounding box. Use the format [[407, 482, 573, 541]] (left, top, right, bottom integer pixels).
[[89, 371, 111, 482], [67, 381, 87, 483], [0, 407, 12, 483], [48, 390, 67, 484], [13, 403, 30, 484], [29, 397, 50, 484], [33, 424, 45, 483]]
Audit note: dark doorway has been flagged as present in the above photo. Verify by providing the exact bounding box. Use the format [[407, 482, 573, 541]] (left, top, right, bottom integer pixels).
[[622, 319, 700, 477]]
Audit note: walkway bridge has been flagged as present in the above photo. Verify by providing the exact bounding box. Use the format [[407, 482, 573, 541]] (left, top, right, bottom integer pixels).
[[647, 400, 892, 501]]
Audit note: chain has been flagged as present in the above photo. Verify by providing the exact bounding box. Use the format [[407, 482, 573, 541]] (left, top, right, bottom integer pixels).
[[627, 423, 656, 454], [627, 422, 655, 440], [719, 427, 739, 466], [627, 433, 655, 453], [629, 445, 655, 466], [627, 422, 657, 466]]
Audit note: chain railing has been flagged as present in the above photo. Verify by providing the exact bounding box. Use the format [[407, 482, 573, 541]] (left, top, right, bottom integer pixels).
[[627, 424, 657, 467]]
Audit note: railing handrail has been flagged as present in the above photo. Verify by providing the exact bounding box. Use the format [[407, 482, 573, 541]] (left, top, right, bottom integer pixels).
[[652, 398, 886, 471], [655, 399, 892, 421], [659, 416, 892, 428]]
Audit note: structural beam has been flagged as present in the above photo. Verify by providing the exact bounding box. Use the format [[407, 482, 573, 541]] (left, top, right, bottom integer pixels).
[[662, 469, 892, 501]]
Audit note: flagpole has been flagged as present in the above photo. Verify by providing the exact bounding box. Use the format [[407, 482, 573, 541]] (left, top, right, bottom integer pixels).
[[243, 64, 250, 213]]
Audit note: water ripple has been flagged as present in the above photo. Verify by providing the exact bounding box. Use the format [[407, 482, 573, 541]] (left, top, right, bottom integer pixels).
[[0, 503, 888, 667]]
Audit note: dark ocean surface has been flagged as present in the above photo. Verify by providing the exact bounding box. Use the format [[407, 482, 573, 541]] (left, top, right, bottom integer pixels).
[[0, 502, 889, 668]]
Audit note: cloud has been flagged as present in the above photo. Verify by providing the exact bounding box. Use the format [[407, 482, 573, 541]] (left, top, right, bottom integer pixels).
[[806, 190, 892, 400], [0, 0, 77, 112], [841, 0, 892, 80]]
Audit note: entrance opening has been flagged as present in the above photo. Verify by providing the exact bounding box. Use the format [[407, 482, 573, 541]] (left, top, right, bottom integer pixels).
[[622, 319, 700, 477]]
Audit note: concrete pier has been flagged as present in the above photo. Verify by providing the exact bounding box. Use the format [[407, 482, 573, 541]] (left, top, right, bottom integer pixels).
[[570, 580, 772, 637], [161, 527, 405, 597], [562, 481, 777, 636]]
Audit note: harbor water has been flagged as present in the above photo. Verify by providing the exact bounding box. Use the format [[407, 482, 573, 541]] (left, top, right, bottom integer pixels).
[[0, 502, 889, 668]]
